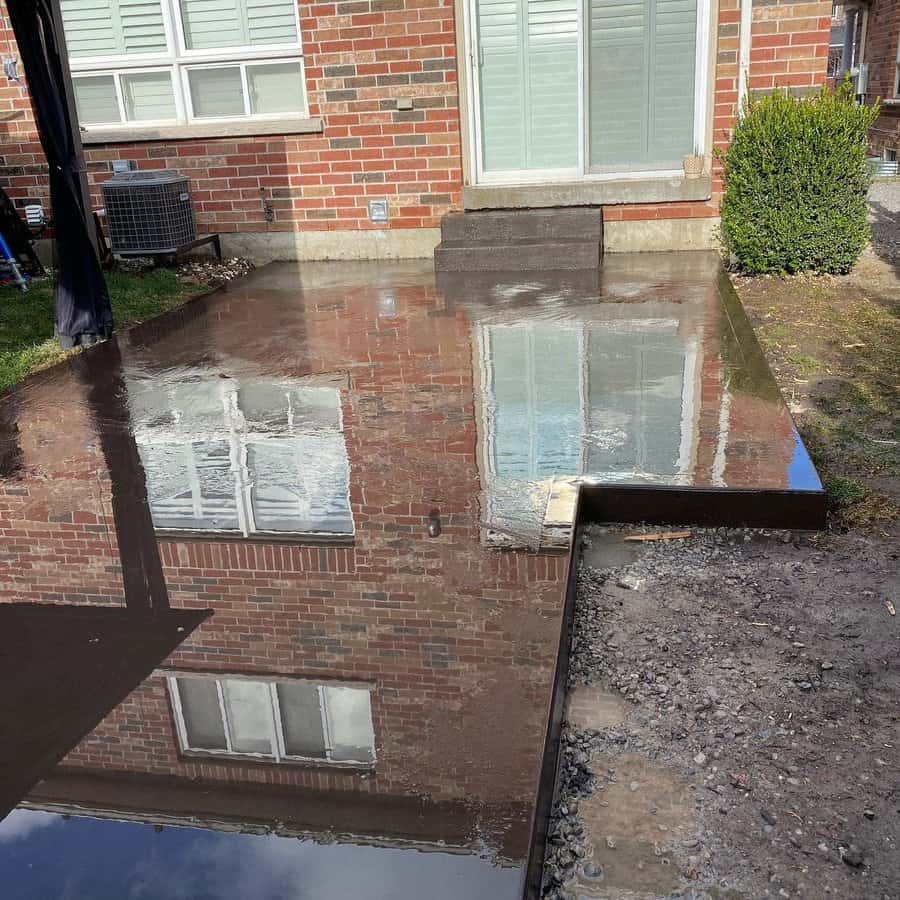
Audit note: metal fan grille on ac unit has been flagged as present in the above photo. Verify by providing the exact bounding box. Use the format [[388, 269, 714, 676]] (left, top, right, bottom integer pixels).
[[101, 170, 196, 255]]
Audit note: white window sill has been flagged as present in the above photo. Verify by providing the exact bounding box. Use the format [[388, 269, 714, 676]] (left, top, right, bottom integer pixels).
[[462, 174, 712, 210], [81, 116, 323, 145]]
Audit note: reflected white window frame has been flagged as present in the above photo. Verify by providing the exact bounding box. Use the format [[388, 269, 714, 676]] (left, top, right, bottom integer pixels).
[[133, 377, 354, 538], [65, 0, 308, 128], [476, 320, 702, 493], [167, 673, 376, 767]]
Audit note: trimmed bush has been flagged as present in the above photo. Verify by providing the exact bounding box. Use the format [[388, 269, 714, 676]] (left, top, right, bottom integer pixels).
[[720, 80, 879, 275]]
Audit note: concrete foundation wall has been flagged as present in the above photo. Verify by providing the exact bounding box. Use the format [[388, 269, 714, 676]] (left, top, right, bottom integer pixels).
[[604, 217, 721, 253], [220, 227, 442, 262]]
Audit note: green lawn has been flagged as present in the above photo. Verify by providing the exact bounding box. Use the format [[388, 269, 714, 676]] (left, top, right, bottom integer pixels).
[[0, 269, 206, 391]]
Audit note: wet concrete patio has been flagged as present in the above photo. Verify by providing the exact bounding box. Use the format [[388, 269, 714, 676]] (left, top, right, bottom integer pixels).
[[0, 253, 822, 899]]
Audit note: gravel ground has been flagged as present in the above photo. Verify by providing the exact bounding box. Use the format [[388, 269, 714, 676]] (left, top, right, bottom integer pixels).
[[544, 524, 899, 900], [866, 181, 900, 262], [116, 255, 255, 285]]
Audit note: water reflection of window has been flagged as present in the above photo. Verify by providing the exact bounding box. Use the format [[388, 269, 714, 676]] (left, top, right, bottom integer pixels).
[[168, 675, 376, 765], [129, 377, 353, 536]]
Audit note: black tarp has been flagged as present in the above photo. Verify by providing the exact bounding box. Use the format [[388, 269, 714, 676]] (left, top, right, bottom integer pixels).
[[6, 0, 113, 347]]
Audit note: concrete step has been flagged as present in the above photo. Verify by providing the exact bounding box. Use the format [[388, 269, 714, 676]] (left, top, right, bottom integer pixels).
[[440, 207, 604, 244], [433, 238, 601, 272]]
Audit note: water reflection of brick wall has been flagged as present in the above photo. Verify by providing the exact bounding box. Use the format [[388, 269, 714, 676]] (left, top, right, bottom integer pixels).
[[0, 275, 568, 813]]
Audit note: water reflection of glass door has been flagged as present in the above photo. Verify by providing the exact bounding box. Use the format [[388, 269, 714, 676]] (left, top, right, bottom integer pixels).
[[479, 319, 699, 494], [587, 327, 696, 479]]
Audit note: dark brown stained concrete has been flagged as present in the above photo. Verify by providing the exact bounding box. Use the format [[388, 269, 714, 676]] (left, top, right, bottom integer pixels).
[[0, 252, 823, 899]]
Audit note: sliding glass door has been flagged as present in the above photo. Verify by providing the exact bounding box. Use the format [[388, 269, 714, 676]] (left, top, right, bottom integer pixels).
[[475, 0, 581, 176], [472, 0, 704, 181]]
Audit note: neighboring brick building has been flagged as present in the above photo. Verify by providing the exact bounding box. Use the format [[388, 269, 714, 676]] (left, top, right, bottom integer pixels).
[[0, 0, 830, 257], [846, 0, 900, 158]]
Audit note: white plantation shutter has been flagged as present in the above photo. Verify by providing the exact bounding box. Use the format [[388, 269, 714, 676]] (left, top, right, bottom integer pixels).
[[180, 0, 298, 50], [477, 0, 525, 171], [245, 0, 299, 45], [121, 71, 176, 120], [247, 62, 304, 114], [188, 66, 245, 116], [589, 0, 697, 170], [73, 75, 121, 124], [477, 0, 579, 172], [61, 0, 167, 58]]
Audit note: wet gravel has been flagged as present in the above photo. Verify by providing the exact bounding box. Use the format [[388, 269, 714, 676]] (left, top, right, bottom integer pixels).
[[544, 525, 899, 900], [115, 255, 256, 285]]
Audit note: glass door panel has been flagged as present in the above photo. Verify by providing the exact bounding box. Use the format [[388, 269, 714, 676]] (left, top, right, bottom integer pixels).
[[588, 0, 698, 172], [476, 0, 580, 175]]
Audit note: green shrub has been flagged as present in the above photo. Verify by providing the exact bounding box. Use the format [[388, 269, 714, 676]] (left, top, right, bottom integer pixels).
[[720, 80, 879, 275]]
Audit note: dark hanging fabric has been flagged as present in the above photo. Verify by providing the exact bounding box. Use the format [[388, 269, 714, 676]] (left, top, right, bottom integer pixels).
[[6, 0, 113, 348], [73, 340, 170, 611]]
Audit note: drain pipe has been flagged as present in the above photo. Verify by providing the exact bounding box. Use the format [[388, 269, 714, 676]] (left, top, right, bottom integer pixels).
[[738, 0, 753, 115]]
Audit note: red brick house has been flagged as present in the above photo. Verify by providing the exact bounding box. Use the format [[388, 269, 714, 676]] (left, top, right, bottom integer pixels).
[[833, 0, 900, 159], [0, 0, 832, 257]]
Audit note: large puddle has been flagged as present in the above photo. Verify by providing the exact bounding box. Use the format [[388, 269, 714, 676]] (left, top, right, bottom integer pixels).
[[0, 253, 820, 898]]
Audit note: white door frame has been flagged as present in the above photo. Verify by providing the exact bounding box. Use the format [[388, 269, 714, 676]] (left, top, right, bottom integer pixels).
[[463, 0, 712, 187]]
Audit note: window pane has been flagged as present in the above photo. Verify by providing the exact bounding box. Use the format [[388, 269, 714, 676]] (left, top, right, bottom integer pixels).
[[176, 678, 227, 750], [277, 682, 327, 758], [249, 436, 353, 534], [324, 686, 375, 763], [476, 0, 579, 172], [588, 0, 697, 170], [73, 75, 121, 125], [222, 680, 274, 754], [122, 71, 176, 121], [140, 441, 240, 531], [181, 0, 297, 50], [247, 62, 304, 115], [188, 67, 245, 118], [245, 0, 299, 45], [62, 0, 167, 58]]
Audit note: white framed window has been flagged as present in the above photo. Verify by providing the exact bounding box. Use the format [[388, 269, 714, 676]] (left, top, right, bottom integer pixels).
[[60, 0, 307, 128], [168, 674, 376, 766]]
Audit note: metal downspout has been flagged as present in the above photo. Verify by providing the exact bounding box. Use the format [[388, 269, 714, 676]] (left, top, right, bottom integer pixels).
[[738, 0, 753, 114]]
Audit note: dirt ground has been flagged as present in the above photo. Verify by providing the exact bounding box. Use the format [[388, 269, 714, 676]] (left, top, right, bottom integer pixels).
[[542, 194, 900, 900]]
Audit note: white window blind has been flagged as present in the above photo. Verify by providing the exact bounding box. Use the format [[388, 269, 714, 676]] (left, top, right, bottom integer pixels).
[[589, 0, 698, 170], [63, 0, 306, 128], [476, 0, 580, 172], [61, 0, 168, 58]]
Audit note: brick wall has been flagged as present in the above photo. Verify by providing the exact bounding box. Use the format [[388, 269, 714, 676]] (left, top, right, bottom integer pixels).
[[0, 275, 568, 813], [0, 0, 831, 235], [0, 0, 461, 234], [863, 0, 900, 156]]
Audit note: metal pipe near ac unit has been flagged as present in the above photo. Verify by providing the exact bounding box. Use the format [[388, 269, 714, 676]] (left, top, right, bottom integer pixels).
[[738, 0, 753, 115]]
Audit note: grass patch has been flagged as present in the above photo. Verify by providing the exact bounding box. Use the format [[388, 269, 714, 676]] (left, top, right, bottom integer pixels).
[[784, 352, 820, 374], [736, 264, 900, 529], [0, 269, 205, 392], [825, 475, 869, 509]]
